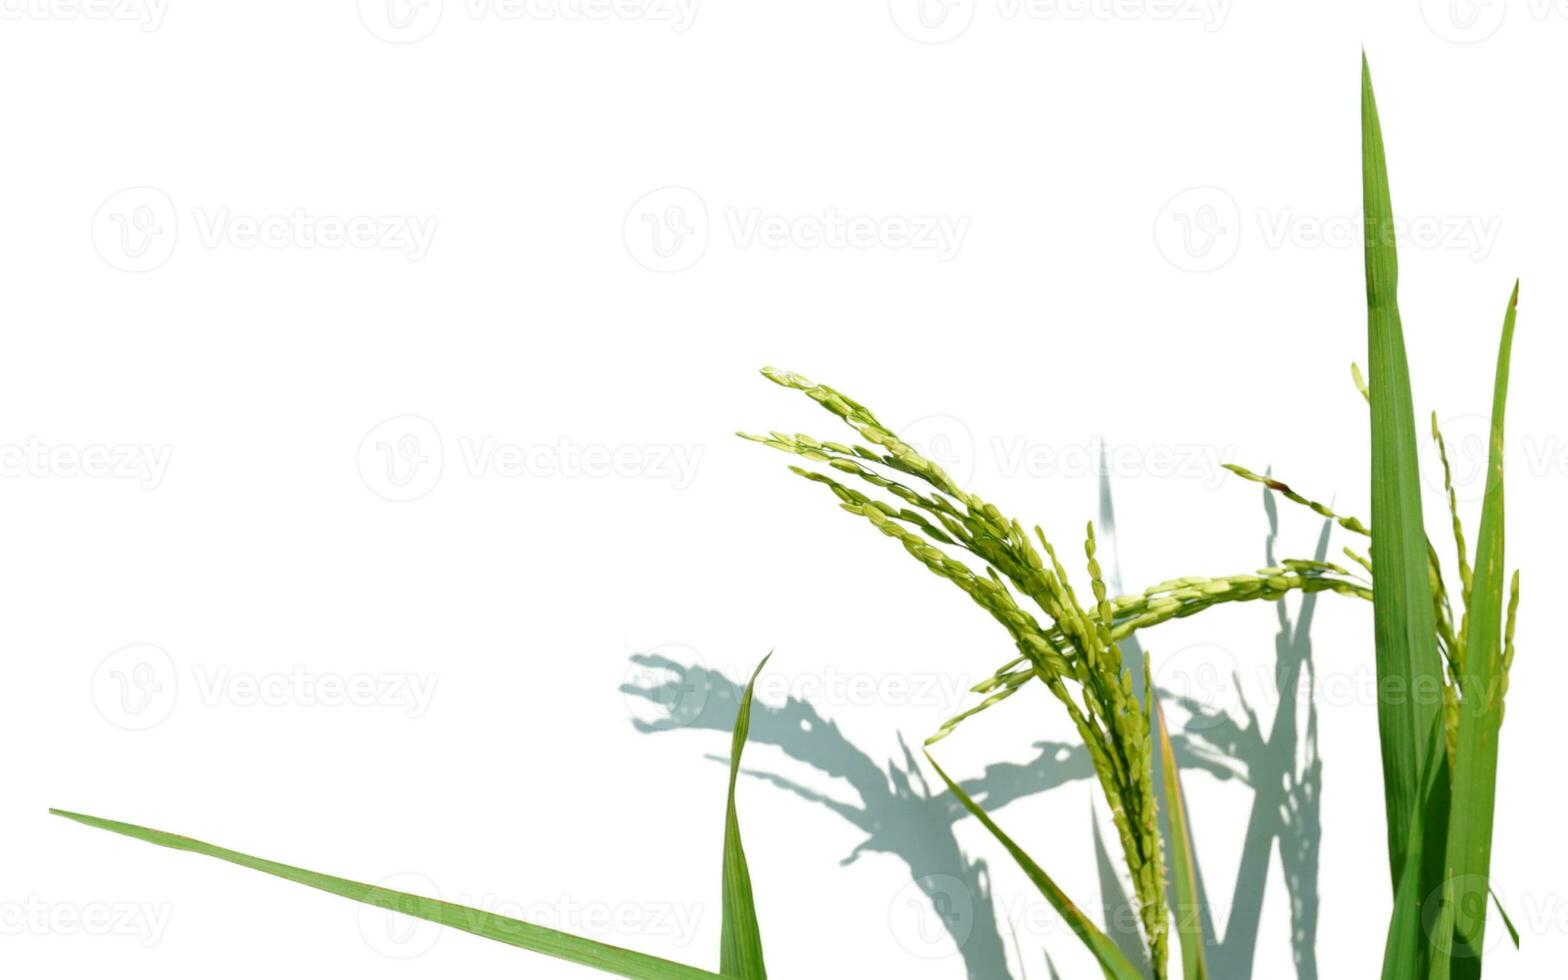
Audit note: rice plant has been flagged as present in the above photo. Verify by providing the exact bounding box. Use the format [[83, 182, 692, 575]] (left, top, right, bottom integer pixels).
[[738, 367, 1367, 978], [738, 56, 1524, 979], [50, 56, 1525, 978]]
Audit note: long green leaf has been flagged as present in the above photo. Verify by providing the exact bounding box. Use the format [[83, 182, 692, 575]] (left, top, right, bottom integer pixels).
[[925, 752, 1145, 980], [720, 655, 771, 979], [48, 808, 723, 980], [1361, 52, 1446, 894], [1380, 716, 1449, 980], [1438, 282, 1519, 979], [1154, 700, 1207, 979]]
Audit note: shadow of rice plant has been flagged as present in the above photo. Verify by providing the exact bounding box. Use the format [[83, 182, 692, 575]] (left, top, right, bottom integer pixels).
[[620, 472, 1329, 979]]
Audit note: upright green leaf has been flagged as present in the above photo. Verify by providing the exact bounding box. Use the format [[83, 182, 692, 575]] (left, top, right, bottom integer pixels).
[[1438, 282, 1519, 979], [720, 655, 771, 979], [925, 752, 1145, 980], [1154, 700, 1207, 980], [48, 809, 723, 980], [1361, 52, 1446, 892], [1380, 716, 1449, 980]]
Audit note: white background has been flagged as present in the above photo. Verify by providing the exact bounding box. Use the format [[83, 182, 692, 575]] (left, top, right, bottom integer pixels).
[[3, 2, 1566, 978]]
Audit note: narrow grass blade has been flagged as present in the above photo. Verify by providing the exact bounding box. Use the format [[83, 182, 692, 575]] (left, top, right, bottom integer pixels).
[[1153, 700, 1207, 980], [1380, 716, 1449, 980], [48, 809, 723, 980], [926, 752, 1145, 980], [1490, 889, 1520, 950], [1439, 282, 1519, 979], [1361, 52, 1446, 892], [720, 655, 772, 979]]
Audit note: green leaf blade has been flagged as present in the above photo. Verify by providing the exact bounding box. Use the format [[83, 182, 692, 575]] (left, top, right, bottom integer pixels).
[[720, 655, 772, 980], [925, 752, 1145, 980], [1361, 52, 1446, 896], [1440, 282, 1520, 979], [1380, 717, 1450, 980], [48, 808, 724, 980], [1154, 700, 1207, 980]]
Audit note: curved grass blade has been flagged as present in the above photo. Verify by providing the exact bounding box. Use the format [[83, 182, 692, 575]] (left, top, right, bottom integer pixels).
[[720, 654, 772, 979], [1361, 52, 1446, 894], [1154, 699, 1207, 980], [48, 808, 723, 980], [1438, 282, 1520, 979], [925, 752, 1145, 980], [1490, 889, 1520, 950]]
